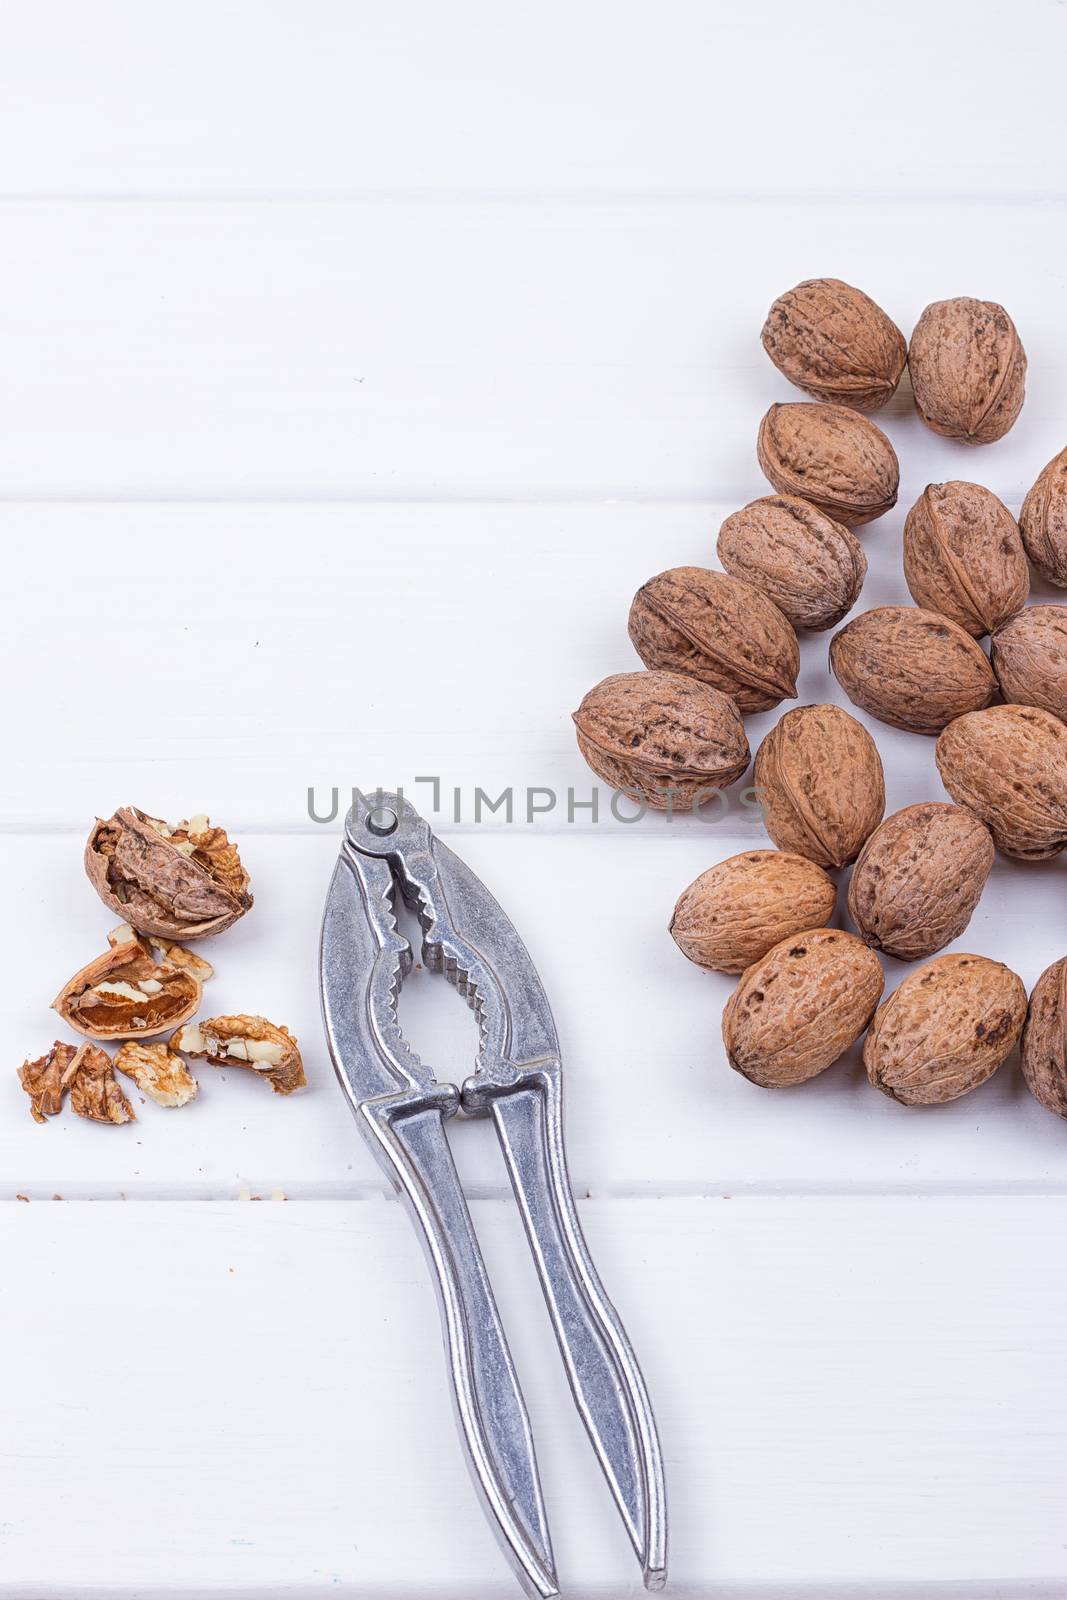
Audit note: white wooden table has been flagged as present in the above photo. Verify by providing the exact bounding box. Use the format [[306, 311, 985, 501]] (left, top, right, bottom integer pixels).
[[2, 4, 1066, 1595]]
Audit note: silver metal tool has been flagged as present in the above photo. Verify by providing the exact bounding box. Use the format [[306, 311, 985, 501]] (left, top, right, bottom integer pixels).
[[319, 793, 667, 1598]]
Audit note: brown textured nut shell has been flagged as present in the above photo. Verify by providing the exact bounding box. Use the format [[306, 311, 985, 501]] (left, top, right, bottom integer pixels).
[[722, 928, 884, 1088], [756, 402, 900, 527], [1020, 957, 1067, 1121], [85, 807, 252, 940], [761, 278, 906, 412], [902, 481, 1028, 637], [716, 495, 867, 631], [830, 606, 996, 734], [864, 953, 1026, 1105], [846, 802, 994, 961], [65, 1042, 137, 1124], [935, 704, 1067, 859], [908, 298, 1026, 445], [628, 567, 799, 712], [754, 703, 885, 869], [991, 605, 1067, 724], [1020, 448, 1067, 586], [52, 938, 203, 1041], [670, 850, 836, 975], [573, 671, 750, 811]]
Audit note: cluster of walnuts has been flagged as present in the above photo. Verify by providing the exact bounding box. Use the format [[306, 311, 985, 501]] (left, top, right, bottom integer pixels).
[[572, 278, 1067, 1119]]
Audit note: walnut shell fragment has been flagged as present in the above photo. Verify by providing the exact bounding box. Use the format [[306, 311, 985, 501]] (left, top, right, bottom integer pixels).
[[935, 704, 1067, 860], [85, 807, 252, 940], [991, 605, 1067, 723], [18, 1041, 78, 1123], [722, 928, 884, 1088], [1020, 447, 1067, 586], [628, 567, 799, 712], [716, 495, 867, 631], [115, 1041, 199, 1108], [172, 1015, 305, 1095], [53, 933, 204, 1041], [670, 850, 836, 975], [573, 671, 750, 811], [761, 278, 906, 411], [902, 481, 1028, 637], [754, 703, 885, 869], [830, 606, 996, 734], [1020, 957, 1067, 1121], [846, 802, 994, 961], [64, 1042, 136, 1124], [864, 954, 1026, 1105], [756, 402, 899, 527], [908, 297, 1026, 445]]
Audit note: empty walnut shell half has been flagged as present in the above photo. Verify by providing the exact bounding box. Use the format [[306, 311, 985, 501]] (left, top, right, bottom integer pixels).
[[573, 671, 750, 811], [902, 481, 1028, 637], [722, 928, 884, 1088], [756, 402, 899, 527], [761, 278, 906, 412], [908, 297, 1026, 445], [991, 605, 1067, 724], [864, 953, 1026, 1105], [830, 606, 996, 735], [754, 703, 885, 869], [935, 704, 1067, 860], [1020, 447, 1067, 586], [716, 495, 867, 632], [1021, 956, 1067, 1122], [172, 1015, 305, 1096], [628, 567, 799, 712], [670, 849, 836, 976], [53, 933, 204, 1041], [846, 802, 994, 961], [85, 807, 252, 940]]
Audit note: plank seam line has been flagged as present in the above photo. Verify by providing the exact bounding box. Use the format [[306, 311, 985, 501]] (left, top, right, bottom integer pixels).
[[0, 189, 1064, 206], [5, 1183, 1067, 1202]]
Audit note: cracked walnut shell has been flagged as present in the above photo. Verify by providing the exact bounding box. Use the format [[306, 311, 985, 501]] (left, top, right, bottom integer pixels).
[[908, 297, 1026, 445], [172, 1015, 305, 1095], [903, 481, 1028, 638], [935, 704, 1067, 860], [754, 703, 885, 869], [716, 495, 866, 632], [1020, 447, 1067, 586], [830, 606, 996, 734], [761, 278, 906, 412], [85, 807, 252, 939], [115, 1041, 199, 1108], [846, 802, 994, 961], [1021, 957, 1067, 1122], [670, 850, 836, 975], [991, 605, 1067, 724], [53, 932, 204, 1041], [756, 402, 899, 527], [18, 1040, 79, 1123]]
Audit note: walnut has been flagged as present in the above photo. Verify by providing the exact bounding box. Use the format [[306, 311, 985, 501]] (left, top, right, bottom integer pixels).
[[18, 1041, 78, 1123], [756, 402, 899, 527], [830, 606, 996, 734], [115, 1041, 199, 1108], [754, 703, 885, 869], [1020, 447, 1067, 585], [670, 850, 836, 975], [63, 1042, 136, 1124], [85, 807, 252, 939], [627, 567, 798, 712], [991, 605, 1067, 723], [864, 953, 1026, 1105], [935, 704, 1067, 859], [53, 931, 204, 1041], [761, 278, 906, 411], [722, 929, 884, 1088], [908, 297, 1026, 444], [172, 1015, 305, 1095], [846, 802, 994, 961], [1020, 956, 1067, 1121], [716, 495, 866, 632], [902, 482, 1028, 637], [572, 671, 750, 811]]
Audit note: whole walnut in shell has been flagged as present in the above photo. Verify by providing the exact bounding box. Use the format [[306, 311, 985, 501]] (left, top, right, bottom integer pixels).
[[756, 402, 899, 527], [670, 850, 836, 975], [761, 278, 906, 412], [1020, 956, 1067, 1121], [1020, 447, 1067, 585], [864, 953, 1026, 1105], [830, 606, 996, 734], [935, 704, 1067, 859], [846, 802, 994, 961], [86, 807, 252, 939], [716, 495, 866, 631], [755, 703, 885, 869], [908, 297, 1026, 444], [991, 605, 1067, 724], [573, 671, 750, 811], [903, 481, 1028, 637], [628, 567, 798, 712], [722, 928, 884, 1088]]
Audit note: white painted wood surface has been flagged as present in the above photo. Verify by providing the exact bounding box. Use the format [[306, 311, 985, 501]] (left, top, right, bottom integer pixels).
[[2, 2, 1066, 1595]]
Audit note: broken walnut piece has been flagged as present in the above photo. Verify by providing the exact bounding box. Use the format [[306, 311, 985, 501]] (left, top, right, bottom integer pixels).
[[62, 1043, 136, 1124], [18, 1041, 79, 1123], [53, 933, 204, 1042], [85, 807, 252, 940], [114, 1041, 198, 1108], [172, 1015, 305, 1096], [106, 922, 214, 983]]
